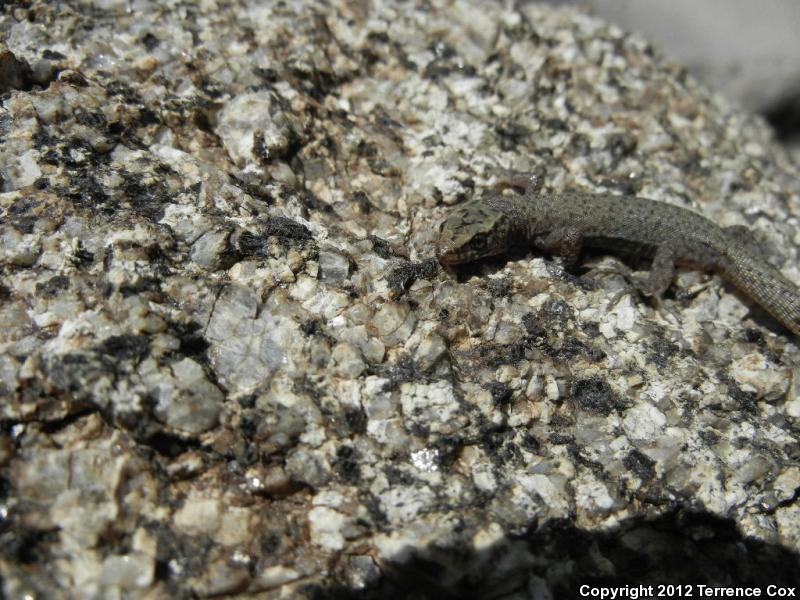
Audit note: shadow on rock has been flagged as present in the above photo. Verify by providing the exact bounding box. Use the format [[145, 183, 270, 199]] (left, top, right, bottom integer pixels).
[[311, 507, 800, 600]]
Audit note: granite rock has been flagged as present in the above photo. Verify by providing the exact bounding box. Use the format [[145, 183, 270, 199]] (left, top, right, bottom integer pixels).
[[2, 0, 800, 597]]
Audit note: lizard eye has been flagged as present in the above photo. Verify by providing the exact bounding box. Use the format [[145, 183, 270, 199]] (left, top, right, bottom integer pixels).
[[470, 233, 487, 248]]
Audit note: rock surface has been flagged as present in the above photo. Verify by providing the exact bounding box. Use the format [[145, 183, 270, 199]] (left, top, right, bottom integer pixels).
[[1, 1, 800, 598]]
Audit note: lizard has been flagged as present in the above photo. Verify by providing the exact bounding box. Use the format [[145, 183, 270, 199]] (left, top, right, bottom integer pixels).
[[436, 173, 800, 337]]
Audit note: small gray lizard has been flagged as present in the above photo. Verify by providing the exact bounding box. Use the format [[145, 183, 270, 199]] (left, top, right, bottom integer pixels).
[[437, 174, 800, 336]]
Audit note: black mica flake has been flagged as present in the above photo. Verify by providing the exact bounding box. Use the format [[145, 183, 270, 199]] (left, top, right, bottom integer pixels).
[[34, 275, 70, 297], [297, 188, 335, 215], [135, 106, 160, 128], [8, 197, 36, 215], [0, 527, 58, 565], [550, 337, 606, 362], [33, 176, 49, 190], [364, 494, 388, 525], [299, 319, 335, 344], [542, 117, 569, 132], [568, 444, 606, 476], [97, 334, 151, 363], [548, 432, 574, 445], [607, 132, 638, 160], [698, 429, 720, 446], [64, 136, 108, 168], [151, 526, 214, 581], [264, 215, 312, 243], [41, 49, 67, 60], [495, 121, 531, 152], [58, 70, 89, 87], [323, 403, 368, 440], [10, 215, 35, 234], [367, 235, 396, 259], [646, 337, 680, 368], [70, 243, 94, 267], [423, 42, 477, 80], [285, 61, 342, 102], [292, 375, 325, 401], [380, 355, 420, 391], [253, 66, 280, 83], [66, 172, 109, 212], [172, 321, 210, 358], [360, 47, 382, 68], [477, 341, 527, 368], [103, 80, 158, 129], [406, 421, 431, 439], [237, 231, 270, 258], [571, 376, 619, 416], [549, 413, 574, 429], [741, 328, 765, 346], [387, 258, 439, 294], [344, 407, 367, 435], [259, 531, 282, 554], [237, 411, 260, 441], [478, 422, 515, 454], [36, 129, 106, 167], [516, 315, 576, 361], [351, 190, 373, 214], [0, 473, 8, 505], [139, 32, 160, 50], [432, 436, 463, 468], [521, 311, 547, 339], [568, 132, 591, 156], [383, 465, 416, 487], [237, 395, 257, 410], [101, 245, 115, 273], [486, 276, 512, 298], [623, 449, 657, 482], [726, 380, 758, 414], [119, 172, 170, 221], [74, 108, 108, 130], [485, 382, 513, 406], [538, 299, 574, 326], [237, 216, 315, 258], [0, 112, 11, 143], [332, 445, 361, 483], [518, 431, 541, 454]]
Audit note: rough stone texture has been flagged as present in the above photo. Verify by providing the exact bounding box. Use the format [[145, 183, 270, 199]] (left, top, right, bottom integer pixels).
[[544, 0, 800, 114], [1, 1, 800, 598]]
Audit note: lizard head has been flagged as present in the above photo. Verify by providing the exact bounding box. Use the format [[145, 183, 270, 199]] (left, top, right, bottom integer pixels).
[[437, 201, 515, 265]]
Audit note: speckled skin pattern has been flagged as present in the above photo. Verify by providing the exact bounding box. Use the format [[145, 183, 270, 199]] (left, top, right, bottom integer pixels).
[[438, 179, 800, 336]]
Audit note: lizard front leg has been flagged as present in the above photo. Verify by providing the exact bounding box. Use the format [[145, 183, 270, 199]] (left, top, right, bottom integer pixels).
[[536, 227, 584, 271]]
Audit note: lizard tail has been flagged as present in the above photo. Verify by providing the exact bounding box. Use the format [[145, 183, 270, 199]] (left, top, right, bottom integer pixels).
[[723, 250, 800, 337]]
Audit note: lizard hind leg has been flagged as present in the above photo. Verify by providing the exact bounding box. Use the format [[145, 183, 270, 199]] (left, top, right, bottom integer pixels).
[[640, 244, 677, 298], [723, 225, 771, 259], [602, 246, 680, 323]]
